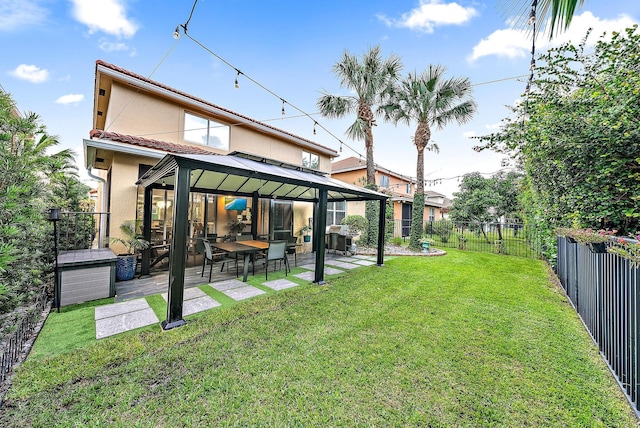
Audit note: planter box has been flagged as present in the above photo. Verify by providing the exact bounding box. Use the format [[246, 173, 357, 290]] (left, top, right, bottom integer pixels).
[[56, 249, 117, 307]]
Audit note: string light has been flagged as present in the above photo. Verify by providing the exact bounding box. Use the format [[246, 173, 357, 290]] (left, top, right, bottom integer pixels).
[[313, 121, 317, 135], [281, 99, 286, 116], [234, 70, 241, 88]]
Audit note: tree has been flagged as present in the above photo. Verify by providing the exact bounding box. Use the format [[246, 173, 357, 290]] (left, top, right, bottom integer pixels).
[[475, 26, 640, 259], [317, 45, 402, 185], [499, 0, 585, 38], [385, 66, 477, 250]]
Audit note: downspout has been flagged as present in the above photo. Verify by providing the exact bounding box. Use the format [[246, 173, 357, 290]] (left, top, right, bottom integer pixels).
[[87, 168, 108, 248]]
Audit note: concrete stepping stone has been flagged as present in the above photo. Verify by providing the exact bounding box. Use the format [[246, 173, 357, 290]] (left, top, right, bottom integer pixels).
[[95, 299, 159, 339], [210, 279, 246, 292], [299, 263, 315, 271], [352, 259, 376, 266], [263, 279, 299, 291], [221, 285, 265, 301], [160, 288, 220, 316], [325, 261, 359, 270], [161, 286, 206, 301], [294, 271, 315, 281], [95, 299, 150, 320]]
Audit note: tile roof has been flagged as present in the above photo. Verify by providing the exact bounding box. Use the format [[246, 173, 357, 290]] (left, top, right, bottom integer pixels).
[[95, 60, 337, 156], [89, 129, 215, 155], [331, 156, 366, 171]]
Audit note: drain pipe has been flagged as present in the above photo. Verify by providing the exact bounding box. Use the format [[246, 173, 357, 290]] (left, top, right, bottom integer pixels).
[[87, 168, 107, 248]]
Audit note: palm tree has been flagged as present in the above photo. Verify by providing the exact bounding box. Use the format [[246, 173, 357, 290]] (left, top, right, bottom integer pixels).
[[499, 0, 585, 38], [385, 65, 477, 249], [317, 45, 402, 185]]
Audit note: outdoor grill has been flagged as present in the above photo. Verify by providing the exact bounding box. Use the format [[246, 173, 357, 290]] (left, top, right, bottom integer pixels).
[[326, 225, 355, 255]]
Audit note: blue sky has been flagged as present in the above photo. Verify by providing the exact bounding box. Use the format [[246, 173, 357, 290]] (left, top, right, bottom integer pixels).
[[2, 0, 638, 197]]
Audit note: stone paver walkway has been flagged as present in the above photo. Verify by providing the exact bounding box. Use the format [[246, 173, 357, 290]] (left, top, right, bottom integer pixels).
[[95, 253, 379, 339]]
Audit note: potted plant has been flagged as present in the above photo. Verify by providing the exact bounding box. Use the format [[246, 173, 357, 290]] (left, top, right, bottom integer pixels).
[[110, 220, 150, 281], [227, 219, 247, 236], [558, 228, 617, 253], [299, 225, 312, 243], [608, 235, 640, 265]]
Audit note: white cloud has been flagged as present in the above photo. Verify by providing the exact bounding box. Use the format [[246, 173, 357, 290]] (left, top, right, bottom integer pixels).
[[55, 94, 84, 105], [9, 64, 49, 83], [378, 0, 478, 33], [462, 131, 476, 138], [70, 0, 138, 38], [469, 11, 637, 62], [485, 122, 502, 130], [0, 0, 48, 32]]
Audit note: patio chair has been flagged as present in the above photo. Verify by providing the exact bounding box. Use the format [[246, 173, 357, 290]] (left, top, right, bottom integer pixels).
[[263, 240, 289, 280], [201, 239, 235, 282], [286, 236, 298, 267]]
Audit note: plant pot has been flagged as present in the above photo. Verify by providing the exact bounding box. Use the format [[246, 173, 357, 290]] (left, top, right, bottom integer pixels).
[[303, 235, 311, 243], [422, 242, 430, 253], [588, 242, 607, 253], [566, 237, 577, 244], [115, 254, 137, 281]]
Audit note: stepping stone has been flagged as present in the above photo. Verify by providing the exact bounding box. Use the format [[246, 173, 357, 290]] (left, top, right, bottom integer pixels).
[[222, 285, 265, 301], [96, 308, 158, 339], [263, 279, 299, 291], [351, 255, 372, 259], [161, 286, 206, 302], [210, 279, 246, 291], [336, 257, 356, 262], [326, 261, 359, 270], [182, 296, 221, 316], [95, 299, 150, 320], [324, 267, 344, 275], [352, 259, 376, 266], [294, 271, 315, 281], [299, 263, 315, 271]]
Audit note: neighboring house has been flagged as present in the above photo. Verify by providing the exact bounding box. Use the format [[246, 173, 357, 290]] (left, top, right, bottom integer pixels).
[[84, 60, 338, 249], [330, 156, 451, 236]]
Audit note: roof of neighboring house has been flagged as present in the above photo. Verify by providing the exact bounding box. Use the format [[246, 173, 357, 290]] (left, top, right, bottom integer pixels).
[[95, 60, 338, 157], [331, 156, 414, 182], [89, 129, 214, 155]]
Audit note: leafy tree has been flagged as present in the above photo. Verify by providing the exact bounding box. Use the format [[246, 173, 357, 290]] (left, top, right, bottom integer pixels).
[[317, 45, 402, 185], [0, 91, 88, 317], [475, 26, 640, 259], [385, 66, 477, 250]]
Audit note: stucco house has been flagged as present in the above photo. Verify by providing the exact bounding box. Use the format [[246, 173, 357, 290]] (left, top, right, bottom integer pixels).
[[84, 60, 339, 251], [330, 156, 451, 236]]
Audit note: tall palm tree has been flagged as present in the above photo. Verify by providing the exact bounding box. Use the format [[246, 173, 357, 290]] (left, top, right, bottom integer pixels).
[[499, 0, 585, 38], [317, 45, 402, 185], [386, 65, 477, 249]]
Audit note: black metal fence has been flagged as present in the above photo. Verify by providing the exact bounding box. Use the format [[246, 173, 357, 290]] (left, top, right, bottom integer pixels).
[[0, 286, 49, 387], [58, 212, 110, 250], [391, 219, 542, 258], [556, 236, 640, 415]]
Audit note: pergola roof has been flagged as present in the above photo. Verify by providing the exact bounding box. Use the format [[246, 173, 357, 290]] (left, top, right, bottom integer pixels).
[[136, 152, 389, 203]]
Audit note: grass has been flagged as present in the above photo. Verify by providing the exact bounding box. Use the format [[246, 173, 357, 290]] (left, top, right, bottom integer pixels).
[[2, 250, 638, 426]]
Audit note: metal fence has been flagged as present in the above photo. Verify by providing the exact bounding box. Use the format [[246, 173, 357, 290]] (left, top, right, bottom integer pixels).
[[556, 236, 640, 415], [58, 212, 110, 250], [0, 286, 49, 386], [391, 219, 542, 258]]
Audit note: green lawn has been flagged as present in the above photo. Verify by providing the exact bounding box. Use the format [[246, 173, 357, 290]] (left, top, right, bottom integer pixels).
[[2, 251, 637, 426]]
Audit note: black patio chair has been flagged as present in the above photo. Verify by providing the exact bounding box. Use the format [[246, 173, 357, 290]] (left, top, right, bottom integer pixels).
[[263, 240, 289, 280], [201, 239, 235, 282]]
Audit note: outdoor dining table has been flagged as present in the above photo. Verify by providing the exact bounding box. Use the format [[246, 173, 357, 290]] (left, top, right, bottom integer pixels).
[[210, 240, 269, 282]]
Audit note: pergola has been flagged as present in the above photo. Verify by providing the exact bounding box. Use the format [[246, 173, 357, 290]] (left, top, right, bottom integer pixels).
[[136, 152, 388, 330]]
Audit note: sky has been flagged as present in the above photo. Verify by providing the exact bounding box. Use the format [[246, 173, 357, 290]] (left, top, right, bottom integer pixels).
[[1, 0, 639, 198]]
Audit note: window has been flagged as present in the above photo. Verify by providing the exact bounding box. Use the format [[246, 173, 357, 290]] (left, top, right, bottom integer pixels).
[[184, 112, 229, 150], [406, 183, 412, 194], [326, 201, 346, 226], [302, 151, 319, 169], [379, 174, 389, 187], [429, 208, 435, 222]]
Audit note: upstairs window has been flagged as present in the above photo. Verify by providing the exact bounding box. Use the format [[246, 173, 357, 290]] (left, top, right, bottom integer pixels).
[[406, 183, 412, 194], [184, 112, 229, 150], [379, 174, 389, 188], [302, 151, 319, 169]]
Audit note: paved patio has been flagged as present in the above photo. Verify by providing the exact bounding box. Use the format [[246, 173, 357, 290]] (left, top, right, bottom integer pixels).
[[96, 252, 379, 339]]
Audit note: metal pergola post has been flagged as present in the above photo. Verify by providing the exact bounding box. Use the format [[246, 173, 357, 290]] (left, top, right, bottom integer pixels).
[[162, 165, 191, 330], [314, 189, 328, 284], [377, 198, 386, 266]]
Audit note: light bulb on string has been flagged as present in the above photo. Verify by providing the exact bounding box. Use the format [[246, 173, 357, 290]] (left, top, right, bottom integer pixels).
[[173, 25, 180, 39], [339, 141, 343, 153], [313, 122, 317, 135], [281, 99, 286, 116], [234, 70, 240, 89]]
